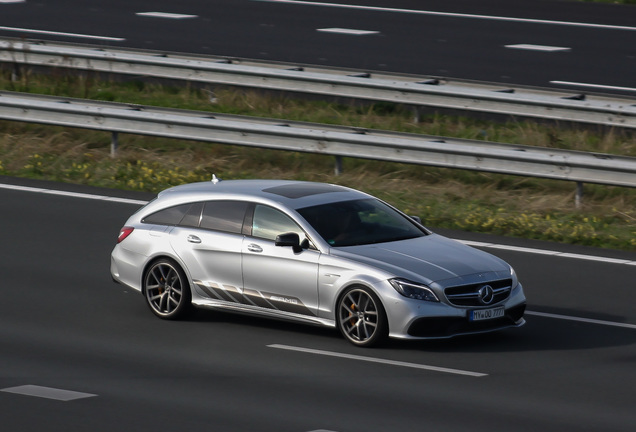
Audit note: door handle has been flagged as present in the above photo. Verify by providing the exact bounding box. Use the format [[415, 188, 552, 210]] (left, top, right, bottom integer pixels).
[[247, 244, 263, 253], [187, 235, 202, 244]]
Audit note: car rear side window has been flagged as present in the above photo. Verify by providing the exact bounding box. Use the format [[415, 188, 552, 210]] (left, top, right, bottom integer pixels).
[[142, 203, 193, 226], [200, 201, 249, 234], [179, 202, 204, 227]]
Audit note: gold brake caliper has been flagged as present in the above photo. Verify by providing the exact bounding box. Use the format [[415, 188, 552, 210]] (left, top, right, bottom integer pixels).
[[350, 303, 357, 325]]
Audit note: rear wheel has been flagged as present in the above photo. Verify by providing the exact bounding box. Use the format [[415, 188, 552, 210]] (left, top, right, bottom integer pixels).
[[337, 287, 388, 347], [143, 259, 191, 319]]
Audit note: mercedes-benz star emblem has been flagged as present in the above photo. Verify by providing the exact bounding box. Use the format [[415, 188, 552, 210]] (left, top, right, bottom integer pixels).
[[478, 285, 494, 305]]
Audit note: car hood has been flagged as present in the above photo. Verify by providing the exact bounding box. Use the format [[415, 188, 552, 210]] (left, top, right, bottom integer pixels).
[[329, 234, 510, 285]]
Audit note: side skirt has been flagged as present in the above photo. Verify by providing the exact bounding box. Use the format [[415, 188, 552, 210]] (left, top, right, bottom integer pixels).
[[191, 298, 336, 328]]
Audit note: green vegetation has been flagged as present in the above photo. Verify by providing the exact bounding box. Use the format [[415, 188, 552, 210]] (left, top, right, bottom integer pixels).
[[0, 70, 635, 251]]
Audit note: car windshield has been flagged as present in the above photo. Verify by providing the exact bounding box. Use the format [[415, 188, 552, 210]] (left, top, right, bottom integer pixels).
[[297, 199, 426, 247]]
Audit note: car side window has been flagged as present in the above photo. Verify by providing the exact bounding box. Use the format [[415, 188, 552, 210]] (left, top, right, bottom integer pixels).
[[143, 203, 196, 226], [178, 202, 204, 227], [200, 201, 249, 234], [252, 205, 305, 242]]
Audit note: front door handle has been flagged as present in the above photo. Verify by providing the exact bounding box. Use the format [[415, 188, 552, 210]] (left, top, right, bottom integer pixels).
[[247, 244, 263, 253], [187, 235, 202, 244]]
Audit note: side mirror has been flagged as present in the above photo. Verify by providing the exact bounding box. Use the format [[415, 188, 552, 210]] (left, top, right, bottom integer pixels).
[[275, 232, 303, 253], [410, 215, 422, 224]]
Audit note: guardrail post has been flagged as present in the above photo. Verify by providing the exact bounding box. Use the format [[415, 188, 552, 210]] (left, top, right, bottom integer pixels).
[[575, 182, 584, 209], [412, 106, 421, 124], [11, 63, 20, 82], [111, 132, 119, 158], [334, 156, 343, 176]]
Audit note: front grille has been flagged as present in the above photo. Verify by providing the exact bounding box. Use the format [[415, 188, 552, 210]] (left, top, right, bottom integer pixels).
[[444, 278, 512, 307], [407, 303, 526, 338]]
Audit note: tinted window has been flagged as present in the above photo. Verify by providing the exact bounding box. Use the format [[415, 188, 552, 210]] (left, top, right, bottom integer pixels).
[[200, 201, 248, 234], [298, 199, 425, 247], [180, 202, 204, 227], [143, 203, 192, 226], [252, 205, 305, 241]]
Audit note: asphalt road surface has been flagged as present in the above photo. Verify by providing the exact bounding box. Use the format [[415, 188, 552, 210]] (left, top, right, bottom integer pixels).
[[0, 0, 635, 94], [1, 2, 635, 430], [1, 177, 635, 431]]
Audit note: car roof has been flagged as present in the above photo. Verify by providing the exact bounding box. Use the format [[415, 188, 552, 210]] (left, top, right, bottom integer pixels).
[[155, 179, 370, 210]]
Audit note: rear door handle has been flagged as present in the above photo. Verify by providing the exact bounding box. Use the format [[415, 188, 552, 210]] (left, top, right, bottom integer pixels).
[[187, 235, 202, 244], [247, 244, 263, 253]]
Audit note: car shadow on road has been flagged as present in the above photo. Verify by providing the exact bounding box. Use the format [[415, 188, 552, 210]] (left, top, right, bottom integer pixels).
[[396, 307, 636, 353], [186, 305, 635, 353]]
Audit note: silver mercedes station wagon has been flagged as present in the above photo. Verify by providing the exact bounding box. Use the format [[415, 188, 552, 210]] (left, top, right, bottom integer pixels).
[[111, 179, 526, 346]]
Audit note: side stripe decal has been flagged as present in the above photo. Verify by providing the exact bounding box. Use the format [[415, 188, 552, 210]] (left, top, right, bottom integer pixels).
[[194, 281, 316, 317]]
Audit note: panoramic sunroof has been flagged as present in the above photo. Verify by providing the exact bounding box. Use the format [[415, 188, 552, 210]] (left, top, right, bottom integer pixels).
[[263, 183, 347, 199]]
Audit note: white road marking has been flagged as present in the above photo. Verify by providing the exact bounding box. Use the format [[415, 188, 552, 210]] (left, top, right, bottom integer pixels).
[[136, 12, 198, 19], [317, 28, 379, 36], [0, 0, 26, 4], [550, 80, 636, 93], [254, 0, 636, 32], [505, 44, 571, 52], [0, 182, 147, 205], [1, 385, 97, 401], [0, 26, 125, 41], [526, 311, 636, 330], [268, 344, 488, 376], [459, 240, 636, 266]]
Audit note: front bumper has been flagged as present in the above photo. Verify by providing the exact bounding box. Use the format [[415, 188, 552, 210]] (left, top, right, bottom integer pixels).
[[386, 282, 527, 340], [406, 303, 526, 338]]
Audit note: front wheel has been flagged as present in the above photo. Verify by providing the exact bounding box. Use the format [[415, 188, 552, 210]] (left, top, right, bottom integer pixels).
[[337, 287, 388, 347], [143, 259, 192, 320]]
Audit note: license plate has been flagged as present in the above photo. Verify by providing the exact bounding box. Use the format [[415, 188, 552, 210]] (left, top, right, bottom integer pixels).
[[470, 306, 505, 321]]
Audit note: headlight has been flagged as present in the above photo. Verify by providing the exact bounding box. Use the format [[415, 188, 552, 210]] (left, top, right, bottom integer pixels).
[[510, 266, 518, 288], [390, 278, 439, 302]]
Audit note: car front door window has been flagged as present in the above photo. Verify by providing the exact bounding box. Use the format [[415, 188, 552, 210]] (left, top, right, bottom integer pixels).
[[252, 204, 305, 242]]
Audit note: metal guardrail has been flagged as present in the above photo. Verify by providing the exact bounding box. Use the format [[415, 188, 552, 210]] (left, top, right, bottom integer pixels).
[[1, 92, 635, 194], [1, 39, 636, 129]]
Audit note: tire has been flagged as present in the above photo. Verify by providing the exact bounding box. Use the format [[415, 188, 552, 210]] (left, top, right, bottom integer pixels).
[[337, 286, 388, 347], [143, 259, 192, 320]]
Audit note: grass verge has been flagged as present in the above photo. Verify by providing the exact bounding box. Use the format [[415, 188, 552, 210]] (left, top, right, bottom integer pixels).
[[0, 71, 635, 251]]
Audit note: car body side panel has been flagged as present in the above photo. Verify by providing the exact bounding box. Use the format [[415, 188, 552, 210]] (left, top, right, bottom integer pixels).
[[315, 252, 389, 320], [241, 238, 321, 316], [168, 226, 244, 300], [111, 225, 176, 291]]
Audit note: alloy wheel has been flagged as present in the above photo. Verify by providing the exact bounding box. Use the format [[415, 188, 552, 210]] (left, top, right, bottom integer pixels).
[[144, 260, 191, 319], [338, 287, 387, 347]]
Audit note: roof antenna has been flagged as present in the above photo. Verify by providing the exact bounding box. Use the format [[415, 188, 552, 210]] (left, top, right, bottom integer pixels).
[[211, 174, 222, 184]]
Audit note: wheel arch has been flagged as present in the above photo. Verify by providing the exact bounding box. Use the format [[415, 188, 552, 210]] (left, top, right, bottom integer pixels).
[[140, 253, 191, 295], [334, 282, 389, 347], [333, 280, 388, 322]]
